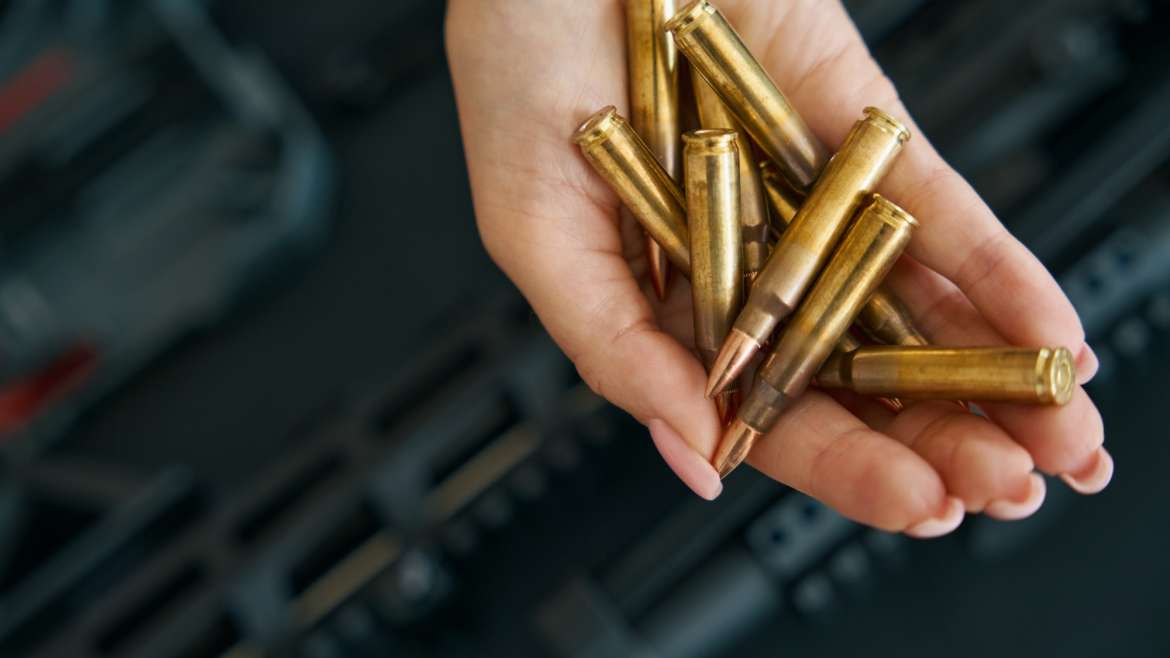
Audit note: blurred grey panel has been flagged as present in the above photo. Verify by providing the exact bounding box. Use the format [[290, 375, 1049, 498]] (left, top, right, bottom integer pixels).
[[1017, 75, 1170, 259], [639, 546, 782, 658], [1061, 200, 1170, 338], [745, 495, 854, 580], [535, 577, 655, 658]]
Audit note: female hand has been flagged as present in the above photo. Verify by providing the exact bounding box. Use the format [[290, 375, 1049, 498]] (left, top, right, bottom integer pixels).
[[445, 0, 1110, 537]]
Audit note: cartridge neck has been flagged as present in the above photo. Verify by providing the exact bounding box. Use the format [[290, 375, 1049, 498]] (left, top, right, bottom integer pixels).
[[814, 351, 853, 389]]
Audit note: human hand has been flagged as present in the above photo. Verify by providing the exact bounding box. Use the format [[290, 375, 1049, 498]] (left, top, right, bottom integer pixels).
[[445, 0, 1110, 537]]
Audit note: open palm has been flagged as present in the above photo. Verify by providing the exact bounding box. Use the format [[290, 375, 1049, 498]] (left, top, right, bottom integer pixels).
[[446, 0, 1110, 537]]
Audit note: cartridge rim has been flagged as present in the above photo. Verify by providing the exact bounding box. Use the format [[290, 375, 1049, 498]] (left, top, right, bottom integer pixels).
[[682, 128, 739, 152], [865, 194, 919, 229], [863, 107, 911, 143], [664, 0, 713, 38], [572, 106, 621, 147], [1038, 347, 1075, 405]]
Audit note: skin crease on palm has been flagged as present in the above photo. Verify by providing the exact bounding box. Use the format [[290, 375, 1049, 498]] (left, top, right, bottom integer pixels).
[[445, 0, 1113, 537]]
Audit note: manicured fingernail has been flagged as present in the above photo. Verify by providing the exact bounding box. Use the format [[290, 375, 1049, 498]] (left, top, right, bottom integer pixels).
[[1060, 446, 1114, 494], [1076, 343, 1099, 385], [985, 473, 1047, 521], [905, 496, 964, 539], [648, 418, 722, 500]]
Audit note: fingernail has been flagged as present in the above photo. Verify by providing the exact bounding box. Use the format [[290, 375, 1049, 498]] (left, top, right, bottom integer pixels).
[[1075, 343, 1099, 385], [985, 473, 1047, 521], [648, 419, 722, 500], [905, 496, 964, 539], [1060, 446, 1114, 494]]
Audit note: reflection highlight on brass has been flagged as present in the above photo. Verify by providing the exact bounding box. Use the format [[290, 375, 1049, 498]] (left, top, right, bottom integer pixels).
[[815, 346, 1075, 405], [714, 195, 918, 477], [666, 0, 829, 189], [573, 106, 691, 275], [627, 0, 680, 300], [707, 108, 910, 397], [684, 129, 743, 425]]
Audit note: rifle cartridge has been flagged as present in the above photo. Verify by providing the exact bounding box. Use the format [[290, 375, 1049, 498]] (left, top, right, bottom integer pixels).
[[666, 0, 828, 189], [815, 346, 1075, 405], [573, 106, 691, 275], [627, 0, 681, 299], [684, 129, 744, 423], [707, 108, 910, 397], [714, 195, 917, 477]]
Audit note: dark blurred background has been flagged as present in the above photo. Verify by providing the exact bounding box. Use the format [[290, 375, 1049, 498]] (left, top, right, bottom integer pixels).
[[0, 0, 1166, 657]]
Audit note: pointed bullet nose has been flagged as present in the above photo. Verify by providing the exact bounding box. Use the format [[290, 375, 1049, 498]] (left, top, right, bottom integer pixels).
[[713, 418, 762, 478], [705, 330, 760, 398]]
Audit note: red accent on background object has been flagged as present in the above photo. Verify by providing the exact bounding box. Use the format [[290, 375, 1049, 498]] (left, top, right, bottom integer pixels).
[[0, 344, 98, 436], [0, 49, 74, 134]]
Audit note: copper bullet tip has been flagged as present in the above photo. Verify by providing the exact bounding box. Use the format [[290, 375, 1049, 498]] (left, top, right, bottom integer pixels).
[[705, 329, 760, 398], [713, 418, 762, 479], [646, 237, 671, 301], [714, 390, 740, 426]]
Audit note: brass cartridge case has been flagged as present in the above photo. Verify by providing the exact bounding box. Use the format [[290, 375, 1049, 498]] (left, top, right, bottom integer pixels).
[[573, 106, 691, 275], [691, 70, 771, 287], [707, 108, 910, 396], [627, 0, 681, 299], [857, 288, 928, 346], [684, 129, 743, 423], [815, 346, 1075, 405], [666, 0, 829, 189], [714, 195, 917, 477]]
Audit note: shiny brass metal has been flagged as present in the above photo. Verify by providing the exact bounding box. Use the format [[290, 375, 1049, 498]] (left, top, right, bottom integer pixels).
[[573, 106, 690, 275], [666, 0, 829, 189], [815, 346, 1075, 405], [684, 129, 743, 424], [858, 288, 928, 346], [628, 0, 680, 300], [713, 195, 917, 476], [761, 176, 864, 357], [763, 159, 928, 355], [758, 160, 803, 226], [826, 331, 905, 412], [691, 71, 771, 287], [707, 108, 910, 397]]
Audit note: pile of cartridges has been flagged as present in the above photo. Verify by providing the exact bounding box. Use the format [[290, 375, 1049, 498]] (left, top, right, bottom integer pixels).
[[572, 1, 1075, 477]]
